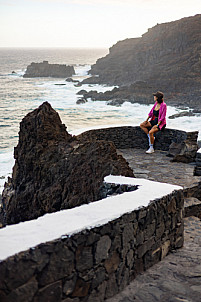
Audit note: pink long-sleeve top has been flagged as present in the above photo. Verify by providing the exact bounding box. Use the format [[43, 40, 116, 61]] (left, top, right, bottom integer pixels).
[[148, 101, 167, 130]]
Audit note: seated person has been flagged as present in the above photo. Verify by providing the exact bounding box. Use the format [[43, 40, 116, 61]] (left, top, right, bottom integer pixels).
[[140, 91, 167, 154]]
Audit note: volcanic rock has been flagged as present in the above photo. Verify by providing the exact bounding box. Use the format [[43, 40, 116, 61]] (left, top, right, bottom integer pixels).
[[194, 152, 201, 176], [77, 89, 87, 95], [2, 102, 134, 225], [66, 78, 79, 83], [82, 82, 154, 105], [168, 131, 198, 163], [76, 98, 88, 104], [107, 99, 126, 107], [82, 75, 101, 85], [23, 61, 75, 78], [168, 111, 195, 119], [85, 14, 201, 109], [74, 82, 82, 87]]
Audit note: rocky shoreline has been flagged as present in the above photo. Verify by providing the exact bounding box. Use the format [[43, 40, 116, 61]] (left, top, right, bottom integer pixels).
[[76, 84, 201, 113]]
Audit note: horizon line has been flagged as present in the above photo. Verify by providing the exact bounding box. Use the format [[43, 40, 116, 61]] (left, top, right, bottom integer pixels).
[[0, 46, 110, 49]]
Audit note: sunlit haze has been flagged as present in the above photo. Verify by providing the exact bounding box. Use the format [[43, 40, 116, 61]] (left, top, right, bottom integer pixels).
[[0, 0, 201, 48]]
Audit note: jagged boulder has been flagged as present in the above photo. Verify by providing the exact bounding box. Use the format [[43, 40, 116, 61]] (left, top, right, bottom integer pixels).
[[23, 61, 75, 78], [76, 98, 88, 104], [2, 102, 134, 225], [168, 131, 198, 163]]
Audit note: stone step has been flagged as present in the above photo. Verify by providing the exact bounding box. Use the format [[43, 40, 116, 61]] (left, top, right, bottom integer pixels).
[[184, 197, 201, 218]]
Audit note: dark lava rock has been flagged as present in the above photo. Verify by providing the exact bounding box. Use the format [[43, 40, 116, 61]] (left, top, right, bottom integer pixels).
[[100, 183, 138, 199], [107, 99, 127, 107], [82, 76, 100, 85], [86, 14, 201, 109], [23, 61, 75, 78], [168, 131, 198, 163], [77, 89, 87, 95], [66, 78, 79, 83], [76, 98, 88, 104], [83, 82, 154, 105], [193, 109, 201, 114], [168, 111, 195, 119], [2, 102, 134, 225], [194, 152, 201, 176], [74, 82, 82, 87]]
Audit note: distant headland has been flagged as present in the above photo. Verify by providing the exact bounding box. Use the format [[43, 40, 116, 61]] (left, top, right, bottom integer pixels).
[[80, 14, 201, 110]]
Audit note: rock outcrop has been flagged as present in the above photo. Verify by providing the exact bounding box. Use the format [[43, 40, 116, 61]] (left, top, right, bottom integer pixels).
[[2, 102, 134, 225], [168, 111, 195, 119], [79, 82, 157, 106], [168, 131, 198, 163], [83, 14, 201, 109], [23, 61, 75, 78]]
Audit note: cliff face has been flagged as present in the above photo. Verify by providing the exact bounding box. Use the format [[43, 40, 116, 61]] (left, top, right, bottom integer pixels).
[[23, 61, 75, 78], [89, 14, 201, 105], [2, 102, 134, 225]]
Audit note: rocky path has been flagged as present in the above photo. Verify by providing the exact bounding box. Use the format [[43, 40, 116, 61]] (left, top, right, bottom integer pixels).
[[117, 148, 200, 189], [106, 149, 201, 302]]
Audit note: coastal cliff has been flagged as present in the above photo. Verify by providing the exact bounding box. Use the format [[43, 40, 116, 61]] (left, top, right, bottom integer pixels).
[[23, 61, 75, 78], [84, 14, 201, 108]]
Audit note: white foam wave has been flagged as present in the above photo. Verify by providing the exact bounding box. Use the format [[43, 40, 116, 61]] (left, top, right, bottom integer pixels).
[[74, 64, 91, 76], [0, 151, 15, 194]]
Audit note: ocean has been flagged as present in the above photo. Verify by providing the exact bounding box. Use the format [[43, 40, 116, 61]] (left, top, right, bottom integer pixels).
[[0, 47, 201, 194]]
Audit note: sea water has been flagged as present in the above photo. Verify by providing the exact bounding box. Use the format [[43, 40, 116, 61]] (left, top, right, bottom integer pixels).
[[0, 48, 201, 193]]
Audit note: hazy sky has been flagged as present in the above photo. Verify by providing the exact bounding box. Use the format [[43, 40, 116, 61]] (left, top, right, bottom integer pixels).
[[0, 0, 201, 48]]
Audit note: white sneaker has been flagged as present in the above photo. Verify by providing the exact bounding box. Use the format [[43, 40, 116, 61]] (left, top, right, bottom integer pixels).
[[146, 147, 154, 154]]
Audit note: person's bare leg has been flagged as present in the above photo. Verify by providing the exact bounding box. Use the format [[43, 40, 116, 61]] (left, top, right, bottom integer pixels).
[[140, 121, 151, 135], [146, 126, 159, 153], [149, 132, 155, 145], [149, 126, 159, 145]]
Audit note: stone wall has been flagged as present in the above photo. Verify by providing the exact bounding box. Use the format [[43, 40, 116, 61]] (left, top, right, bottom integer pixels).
[[0, 189, 184, 302], [77, 126, 187, 151]]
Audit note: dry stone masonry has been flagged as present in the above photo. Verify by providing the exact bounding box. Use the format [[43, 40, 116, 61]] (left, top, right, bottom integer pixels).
[[77, 126, 196, 152], [0, 187, 184, 302]]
